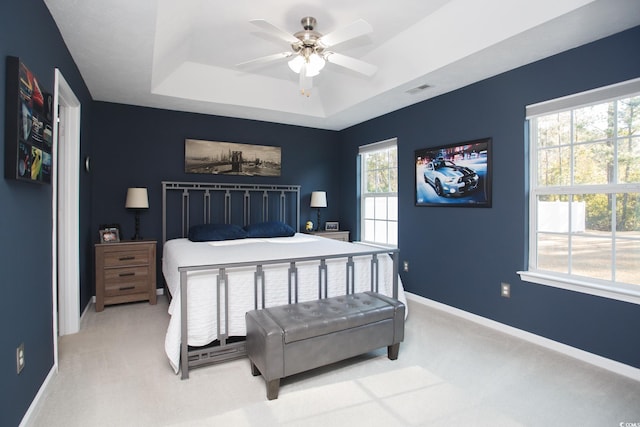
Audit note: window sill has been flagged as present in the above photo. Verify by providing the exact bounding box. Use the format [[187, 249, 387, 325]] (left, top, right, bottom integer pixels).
[[517, 270, 640, 305]]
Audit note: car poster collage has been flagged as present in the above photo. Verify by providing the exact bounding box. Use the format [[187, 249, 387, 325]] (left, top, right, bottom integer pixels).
[[16, 59, 53, 183]]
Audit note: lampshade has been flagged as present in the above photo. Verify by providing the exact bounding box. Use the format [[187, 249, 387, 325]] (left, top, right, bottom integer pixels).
[[310, 191, 327, 208], [125, 187, 149, 209]]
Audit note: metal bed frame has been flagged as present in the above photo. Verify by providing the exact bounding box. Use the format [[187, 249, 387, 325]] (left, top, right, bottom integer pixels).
[[162, 181, 301, 244], [161, 181, 399, 379]]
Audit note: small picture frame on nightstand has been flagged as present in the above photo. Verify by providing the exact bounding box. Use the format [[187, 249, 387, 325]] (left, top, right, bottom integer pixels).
[[325, 221, 339, 231], [99, 228, 120, 243]]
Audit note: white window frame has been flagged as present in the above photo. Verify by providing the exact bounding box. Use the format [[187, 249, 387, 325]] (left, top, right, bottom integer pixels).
[[359, 138, 398, 247], [519, 77, 640, 305]]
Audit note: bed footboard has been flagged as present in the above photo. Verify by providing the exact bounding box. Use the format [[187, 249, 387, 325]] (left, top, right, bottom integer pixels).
[[178, 247, 399, 379]]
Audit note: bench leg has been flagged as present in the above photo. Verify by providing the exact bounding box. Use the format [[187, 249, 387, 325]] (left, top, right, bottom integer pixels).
[[387, 343, 400, 360], [250, 361, 260, 377], [266, 378, 280, 400]]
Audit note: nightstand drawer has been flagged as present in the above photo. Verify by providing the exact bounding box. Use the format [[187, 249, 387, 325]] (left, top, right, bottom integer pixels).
[[103, 249, 150, 267], [103, 265, 150, 284], [104, 278, 150, 297]]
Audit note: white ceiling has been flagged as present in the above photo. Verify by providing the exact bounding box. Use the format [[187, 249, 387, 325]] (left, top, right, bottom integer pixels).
[[44, 0, 640, 131]]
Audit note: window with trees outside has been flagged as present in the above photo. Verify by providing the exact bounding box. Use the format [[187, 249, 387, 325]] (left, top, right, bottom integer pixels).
[[359, 138, 398, 246], [520, 78, 640, 304]]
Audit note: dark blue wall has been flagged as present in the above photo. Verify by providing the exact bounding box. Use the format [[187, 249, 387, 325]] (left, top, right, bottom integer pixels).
[[340, 26, 640, 369], [89, 102, 341, 281], [0, 0, 93, 425]]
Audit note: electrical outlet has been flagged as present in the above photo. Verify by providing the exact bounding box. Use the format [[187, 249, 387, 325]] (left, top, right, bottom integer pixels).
[[16, 343, 25, 374], [403, 261, 409, 272], [501, 282, 511, 298]]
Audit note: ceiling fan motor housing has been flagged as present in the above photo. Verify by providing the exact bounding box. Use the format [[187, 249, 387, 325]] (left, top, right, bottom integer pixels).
[[292, 16, 326, 55], [301, 16, 316, 30]]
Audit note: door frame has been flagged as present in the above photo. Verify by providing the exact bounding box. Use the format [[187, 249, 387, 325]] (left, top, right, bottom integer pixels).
[[52, 69, 81, 368]]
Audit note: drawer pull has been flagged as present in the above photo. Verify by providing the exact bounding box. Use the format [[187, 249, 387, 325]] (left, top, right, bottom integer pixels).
[[119, 272, 135, 277], [119, 286, 135, 291], [119, 256, 135, 261]]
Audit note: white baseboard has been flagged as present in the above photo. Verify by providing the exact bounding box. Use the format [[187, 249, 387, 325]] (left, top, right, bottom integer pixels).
[[81, 298, 92, 319], [405, 292, 640, 382], [19, 365, 56, 427]]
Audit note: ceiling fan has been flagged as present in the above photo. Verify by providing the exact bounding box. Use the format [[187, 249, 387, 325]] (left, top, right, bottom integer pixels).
[[237, 16, 377, 97]]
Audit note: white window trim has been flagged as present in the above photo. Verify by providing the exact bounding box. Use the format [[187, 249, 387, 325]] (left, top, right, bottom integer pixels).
[[521, 77, 640, 305], [359, 138, 398, 247], [518, 271, 640, 305], [358, 137, 397, 154], [526, 77, 640, 118]]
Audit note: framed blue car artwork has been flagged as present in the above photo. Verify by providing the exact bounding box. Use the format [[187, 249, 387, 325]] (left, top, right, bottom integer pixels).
[[415, 138, 492, 207]]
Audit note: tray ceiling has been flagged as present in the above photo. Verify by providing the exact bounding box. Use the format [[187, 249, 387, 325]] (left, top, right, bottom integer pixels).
[[44, 0, 640, 130]]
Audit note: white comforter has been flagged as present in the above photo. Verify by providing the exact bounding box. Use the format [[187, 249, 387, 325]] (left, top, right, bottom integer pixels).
[[162, 233, 406, 373]]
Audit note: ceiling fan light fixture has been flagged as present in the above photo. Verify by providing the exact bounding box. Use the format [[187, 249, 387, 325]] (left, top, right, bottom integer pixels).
[[288, 52, 325, 77], [243, 16, 376, 97], [288, 55, 304, 73], [307, 53, 325, 75]]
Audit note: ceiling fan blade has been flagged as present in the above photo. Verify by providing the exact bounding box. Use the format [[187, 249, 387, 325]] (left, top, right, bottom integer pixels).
[[236, 52, 293, 69], [319, 19, 373, 48], [250, 19, 299, 44], [325, 52, 377, 77]]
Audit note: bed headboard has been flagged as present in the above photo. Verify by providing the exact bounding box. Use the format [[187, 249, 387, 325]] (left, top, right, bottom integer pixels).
[[162, 181, 301, 243]]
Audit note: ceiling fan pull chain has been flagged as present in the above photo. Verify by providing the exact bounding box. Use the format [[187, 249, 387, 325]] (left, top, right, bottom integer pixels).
[[299, 62, 312, 97]]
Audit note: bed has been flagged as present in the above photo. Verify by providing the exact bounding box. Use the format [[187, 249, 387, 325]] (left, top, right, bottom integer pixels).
[[161, 181, 406, 378]]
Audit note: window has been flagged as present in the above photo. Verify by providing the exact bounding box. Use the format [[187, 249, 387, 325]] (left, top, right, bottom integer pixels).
[[359, 138, 398, 246], [520, 78, 640, 304]]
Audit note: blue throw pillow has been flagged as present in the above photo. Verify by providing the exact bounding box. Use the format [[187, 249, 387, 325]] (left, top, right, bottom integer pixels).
[[244, 221, 295, 238], [188, 223, 247, 242]]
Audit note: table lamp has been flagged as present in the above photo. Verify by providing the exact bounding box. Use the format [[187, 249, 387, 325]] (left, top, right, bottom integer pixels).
[[310, 191, 327, 231], [125, 187, 149, 240]]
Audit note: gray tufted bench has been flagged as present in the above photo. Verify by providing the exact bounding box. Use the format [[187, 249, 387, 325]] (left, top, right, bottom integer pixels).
[[245, 291, 405, 400]]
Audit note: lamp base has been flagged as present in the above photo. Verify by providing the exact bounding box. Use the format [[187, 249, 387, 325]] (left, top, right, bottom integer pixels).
[[316, 209, 321, 232], [132, 211, 143, 240]]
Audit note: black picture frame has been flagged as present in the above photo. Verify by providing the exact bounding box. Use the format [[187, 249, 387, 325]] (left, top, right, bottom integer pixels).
[[99, 228, 120, 243], [415, 137, 492, 207], [99, 223, 121, 239], [185, 139, 282, 177], [4, 56, 54, 184], [325, 221, 339, 231]]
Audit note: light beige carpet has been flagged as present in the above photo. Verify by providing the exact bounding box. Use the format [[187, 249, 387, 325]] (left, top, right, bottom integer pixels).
[[25, 295, 640, 426]]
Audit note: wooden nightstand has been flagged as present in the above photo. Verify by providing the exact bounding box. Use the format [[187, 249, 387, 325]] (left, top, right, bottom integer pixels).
[[95, 240, 157, 311], [310, 230, 350, 242]]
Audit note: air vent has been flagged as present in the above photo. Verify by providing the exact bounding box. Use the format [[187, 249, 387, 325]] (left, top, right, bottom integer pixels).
[[406, 84, 431, 95]]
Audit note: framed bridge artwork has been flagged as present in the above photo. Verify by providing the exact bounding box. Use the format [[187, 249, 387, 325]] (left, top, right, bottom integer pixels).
[[185, 139, 282, 177]]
